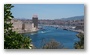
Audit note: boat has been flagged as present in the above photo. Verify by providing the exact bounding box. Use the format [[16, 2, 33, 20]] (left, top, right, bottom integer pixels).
[[63, 29, 67, 30]]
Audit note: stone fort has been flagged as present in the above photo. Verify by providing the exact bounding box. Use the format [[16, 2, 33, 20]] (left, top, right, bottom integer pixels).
[[11, 15, 38, 33]]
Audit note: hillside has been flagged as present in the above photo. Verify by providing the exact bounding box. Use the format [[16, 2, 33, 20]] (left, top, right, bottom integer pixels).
[[61, 16, 84, 20]]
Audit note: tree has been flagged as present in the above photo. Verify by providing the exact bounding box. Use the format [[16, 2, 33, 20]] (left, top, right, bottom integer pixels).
[[42, 39, 64, 49], [4, 4, 32, 49], [74, 33, 84, 49]]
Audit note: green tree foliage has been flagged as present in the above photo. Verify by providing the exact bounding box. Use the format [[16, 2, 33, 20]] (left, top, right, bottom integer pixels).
[[74, 33, 84, 49], [4, 4, 32, 49], [42, 39, 64, 49]]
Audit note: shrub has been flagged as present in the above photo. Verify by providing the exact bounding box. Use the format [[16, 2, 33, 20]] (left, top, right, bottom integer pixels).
[[74, 33, 84, 49], [42, 39, 64, 49]]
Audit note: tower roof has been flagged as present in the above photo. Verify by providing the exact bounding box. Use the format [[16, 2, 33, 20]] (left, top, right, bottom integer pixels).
[[32, 14, 38, 18]]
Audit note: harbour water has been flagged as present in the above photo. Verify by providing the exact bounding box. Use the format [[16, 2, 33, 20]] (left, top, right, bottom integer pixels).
[[23, 26, 80, 49]]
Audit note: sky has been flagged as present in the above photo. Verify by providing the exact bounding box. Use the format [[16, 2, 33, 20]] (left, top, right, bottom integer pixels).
[[11, 4, 84, 19]]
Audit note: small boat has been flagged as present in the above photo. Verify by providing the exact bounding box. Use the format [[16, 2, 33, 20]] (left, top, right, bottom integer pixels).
[[63, 29, 67, 30], [56, 27, 58, 29]]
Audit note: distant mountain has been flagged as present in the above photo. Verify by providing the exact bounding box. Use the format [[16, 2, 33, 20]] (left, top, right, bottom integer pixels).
[[61, 16, 84, 20]]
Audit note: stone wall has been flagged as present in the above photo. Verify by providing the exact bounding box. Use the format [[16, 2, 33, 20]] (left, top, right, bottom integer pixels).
[[11, 19, 38, 33]]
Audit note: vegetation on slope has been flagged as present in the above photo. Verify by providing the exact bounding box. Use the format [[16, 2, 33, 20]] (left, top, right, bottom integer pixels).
[[74, 33, 84, 49]]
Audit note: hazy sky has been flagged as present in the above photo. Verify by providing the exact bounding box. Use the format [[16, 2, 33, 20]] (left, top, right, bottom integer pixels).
[[11, 4, 84, 19]]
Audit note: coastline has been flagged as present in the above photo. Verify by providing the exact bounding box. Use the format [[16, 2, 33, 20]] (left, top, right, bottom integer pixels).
[[14, 29, 39, 34], [63, 29, 84, 33]]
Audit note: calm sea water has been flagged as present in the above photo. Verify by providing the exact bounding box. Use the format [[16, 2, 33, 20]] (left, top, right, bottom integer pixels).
[[23, 26, 79, 49]]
